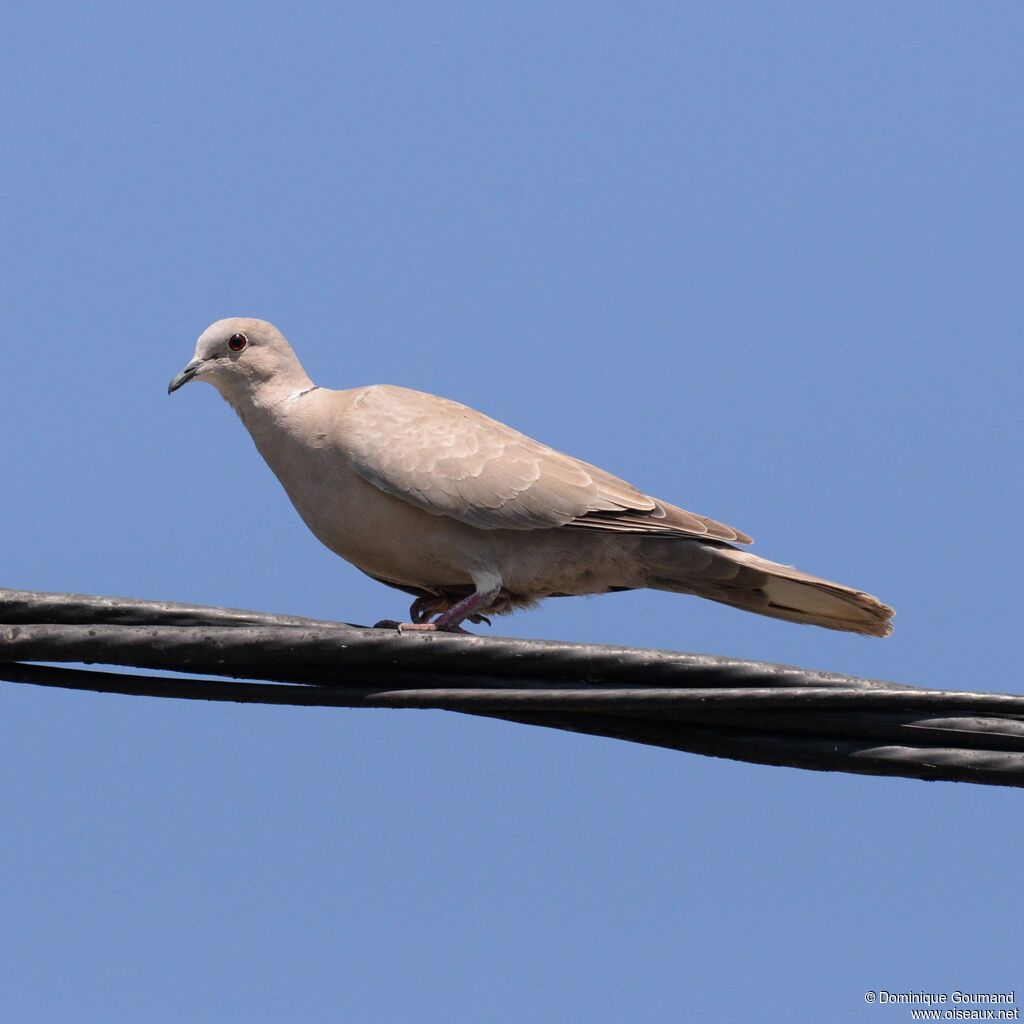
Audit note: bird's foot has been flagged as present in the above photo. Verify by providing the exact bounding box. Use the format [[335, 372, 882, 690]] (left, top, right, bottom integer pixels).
[[409, 595, 449, 624], [382, 582, 499, 634], [408, 599, 490, 628], [373, 618, 475, 635]]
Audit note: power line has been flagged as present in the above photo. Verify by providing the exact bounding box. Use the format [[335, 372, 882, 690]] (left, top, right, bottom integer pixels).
[[3, 587, 1022, 788]]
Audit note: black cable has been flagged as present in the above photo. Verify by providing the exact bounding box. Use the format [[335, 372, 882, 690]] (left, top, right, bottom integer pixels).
[[2, 587, 1022, 788]]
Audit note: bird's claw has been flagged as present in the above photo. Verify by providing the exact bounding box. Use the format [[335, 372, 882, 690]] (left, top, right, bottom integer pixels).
[[374, 618, 475, 635]]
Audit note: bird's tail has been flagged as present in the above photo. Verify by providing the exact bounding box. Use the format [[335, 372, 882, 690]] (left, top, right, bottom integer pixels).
[[641, 542, 894, 637]]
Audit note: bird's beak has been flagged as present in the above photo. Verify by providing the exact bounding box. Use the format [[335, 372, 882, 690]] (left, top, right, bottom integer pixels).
[[168, 359, 204, 395]]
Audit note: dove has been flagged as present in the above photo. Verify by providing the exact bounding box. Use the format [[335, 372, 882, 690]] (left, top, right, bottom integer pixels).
[[169, 318, 894, 636]]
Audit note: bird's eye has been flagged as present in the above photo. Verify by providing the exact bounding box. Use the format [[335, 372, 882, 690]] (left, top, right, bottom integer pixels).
[[228, 332, 248, 352]]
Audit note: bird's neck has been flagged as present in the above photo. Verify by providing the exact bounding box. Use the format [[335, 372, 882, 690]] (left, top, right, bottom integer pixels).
[[217, 371, 316, 442]]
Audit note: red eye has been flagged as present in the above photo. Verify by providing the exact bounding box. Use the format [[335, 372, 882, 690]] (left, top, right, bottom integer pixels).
[[228, 332, 248, 352]]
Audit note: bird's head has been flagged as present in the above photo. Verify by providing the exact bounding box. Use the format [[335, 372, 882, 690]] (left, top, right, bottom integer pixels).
[[168, 317, 312, 400]]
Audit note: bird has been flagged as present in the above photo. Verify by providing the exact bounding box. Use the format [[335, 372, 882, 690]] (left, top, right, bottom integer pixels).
[[169, 317, 894, 636]]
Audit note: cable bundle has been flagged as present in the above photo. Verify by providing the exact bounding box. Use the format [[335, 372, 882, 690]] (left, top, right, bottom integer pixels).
[[3, 587, 1022, 787]]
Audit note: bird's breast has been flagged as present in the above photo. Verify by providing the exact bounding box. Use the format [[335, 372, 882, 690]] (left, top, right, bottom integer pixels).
[[243, 407, 490, 588]]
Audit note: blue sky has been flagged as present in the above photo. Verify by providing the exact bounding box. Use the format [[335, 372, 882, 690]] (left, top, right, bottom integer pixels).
[[2, 2, 1022, 1021]]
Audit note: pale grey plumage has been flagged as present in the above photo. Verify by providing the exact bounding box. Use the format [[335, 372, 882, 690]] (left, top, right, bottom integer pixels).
[[347, 385, 750, 541], [169, 317, 894, 636]]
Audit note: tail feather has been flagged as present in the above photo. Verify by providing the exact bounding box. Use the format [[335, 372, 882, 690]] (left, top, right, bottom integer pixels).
[[643, 543, 894, 637]]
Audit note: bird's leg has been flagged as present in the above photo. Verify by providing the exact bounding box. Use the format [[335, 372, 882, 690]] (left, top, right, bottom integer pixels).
[[385, 577, 502, 634], [409, 595, 448, 623], [432, 585, 500, 630]]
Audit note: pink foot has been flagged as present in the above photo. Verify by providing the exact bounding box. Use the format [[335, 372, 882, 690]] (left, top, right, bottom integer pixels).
[[409, 595, 449, 624], [373, 619, 474, 634], [377, 583, 501, 634], [407, 595, 490, 627]]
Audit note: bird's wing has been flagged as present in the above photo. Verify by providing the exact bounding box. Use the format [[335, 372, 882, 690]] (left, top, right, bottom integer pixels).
[[345, 385, 751, 542]]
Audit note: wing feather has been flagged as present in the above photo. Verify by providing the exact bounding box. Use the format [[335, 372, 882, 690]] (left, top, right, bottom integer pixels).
[[346, 385, 751, 543]]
